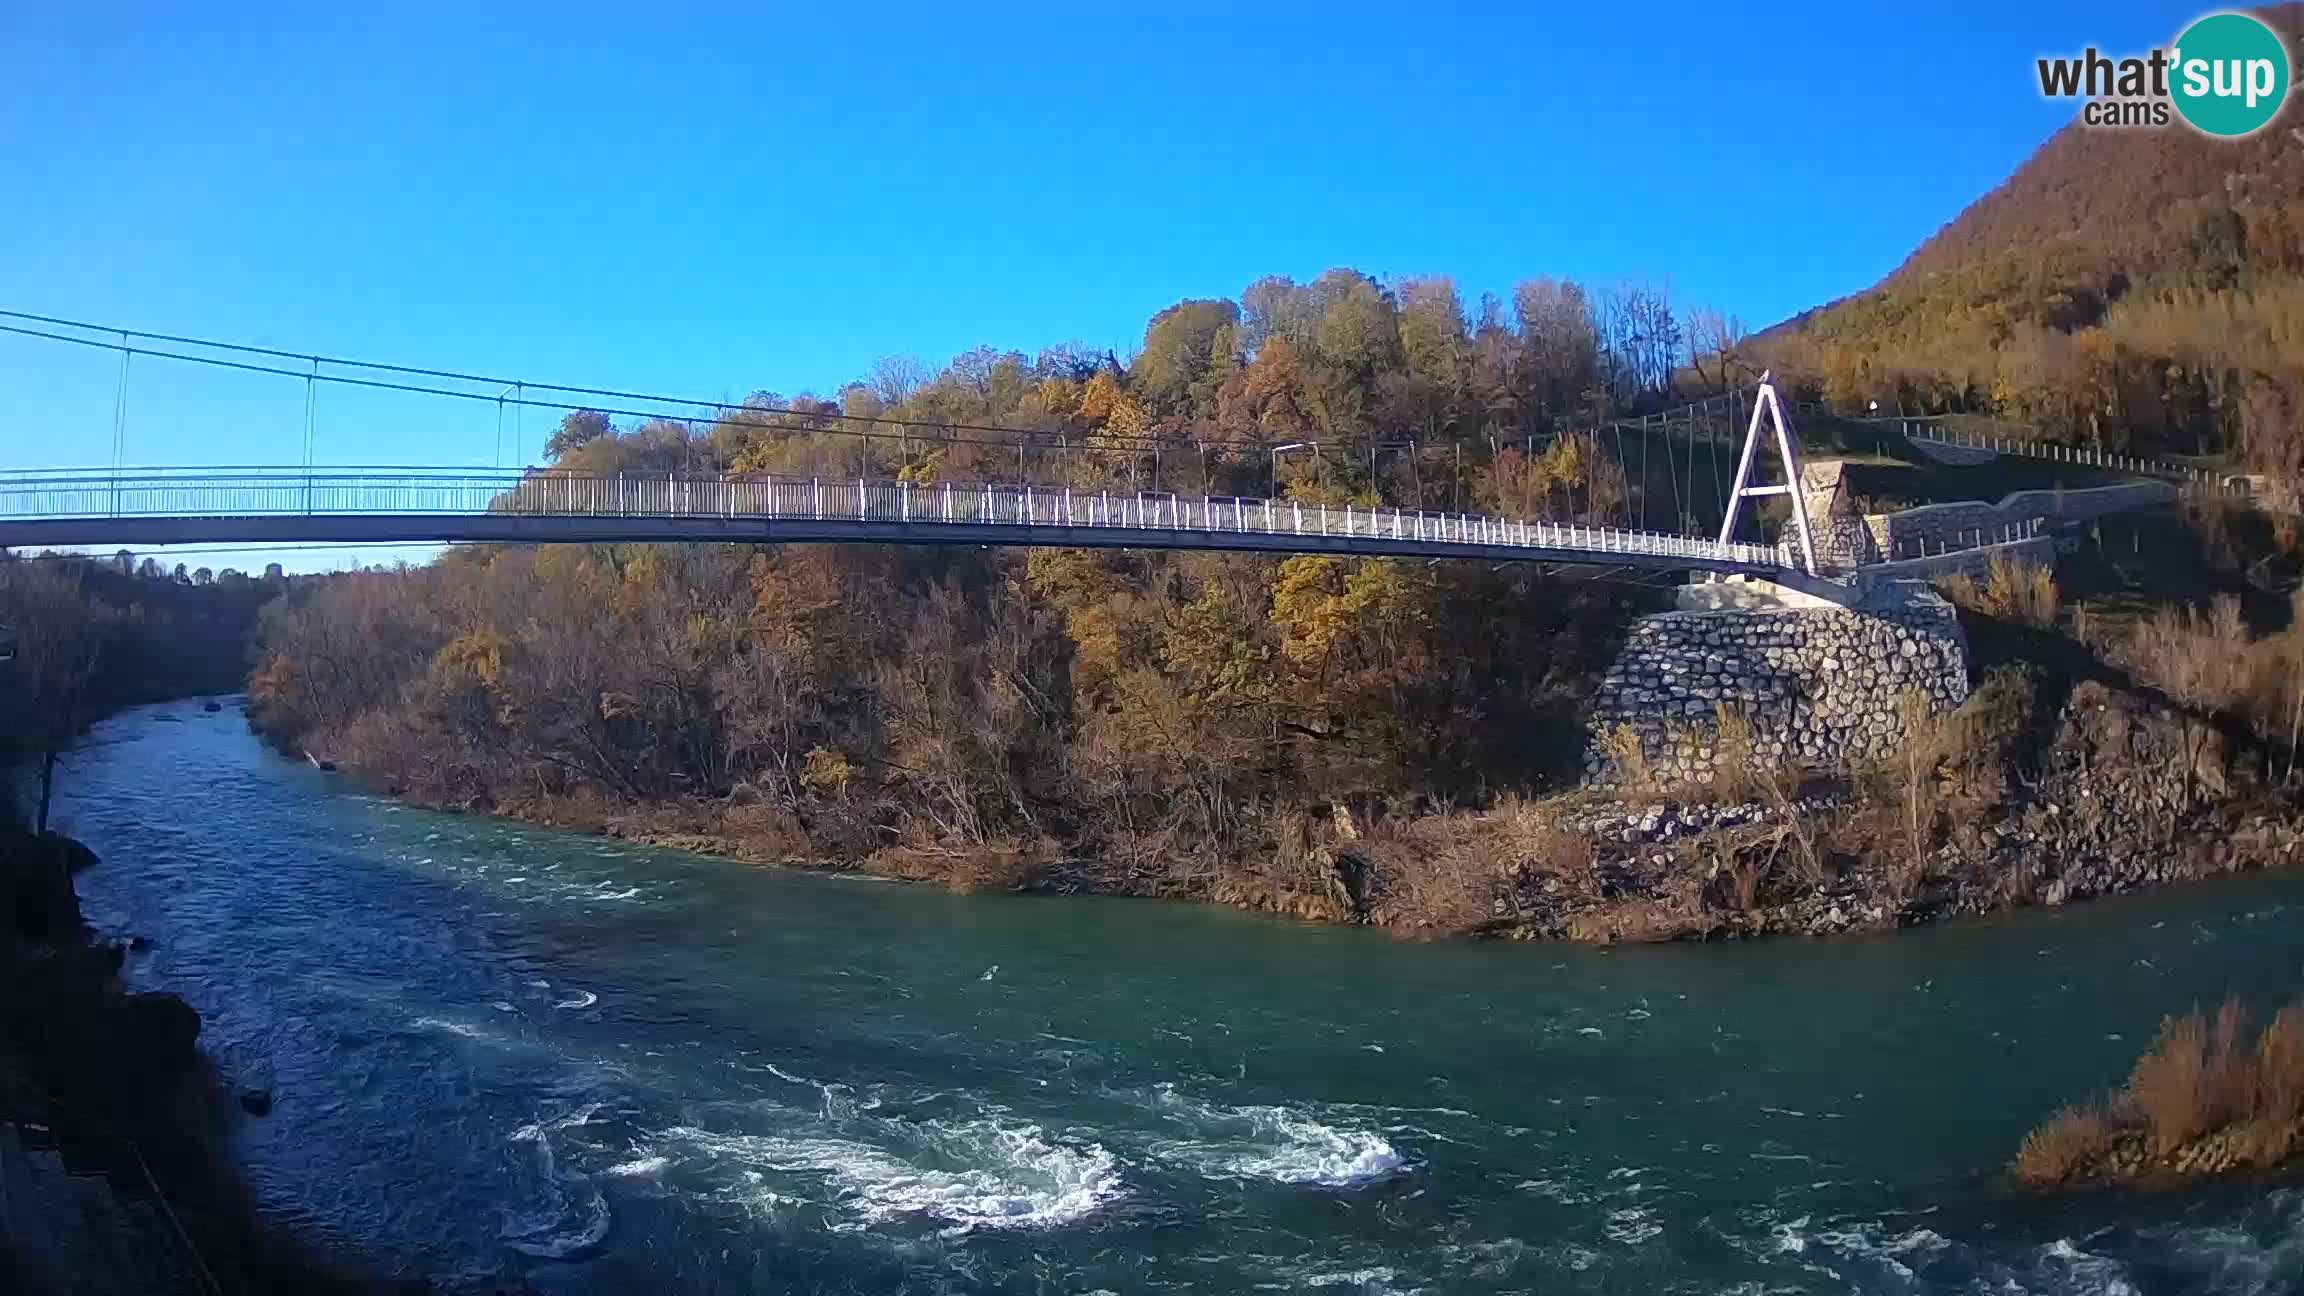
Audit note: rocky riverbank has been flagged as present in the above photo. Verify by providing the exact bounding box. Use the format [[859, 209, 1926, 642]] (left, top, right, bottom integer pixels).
[[335, 664, 2304, 950], [1493, 674, 2304, 941], [0, 828, 455, 1294]]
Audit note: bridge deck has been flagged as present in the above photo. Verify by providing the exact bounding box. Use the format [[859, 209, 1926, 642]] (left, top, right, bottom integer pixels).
[[0, 470, 1783, 573]]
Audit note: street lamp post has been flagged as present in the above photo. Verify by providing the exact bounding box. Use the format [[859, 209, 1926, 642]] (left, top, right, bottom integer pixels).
[[1270, 442, 1317, 497]]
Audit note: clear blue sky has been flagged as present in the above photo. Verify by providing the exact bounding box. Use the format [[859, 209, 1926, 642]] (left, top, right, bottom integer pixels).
[[0, 0, 2200, 567]]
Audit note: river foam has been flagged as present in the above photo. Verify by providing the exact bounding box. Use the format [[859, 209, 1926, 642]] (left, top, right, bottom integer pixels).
[[502, 1106, 613, 1259], [660, 1116, 1124, 1232], [1147, 1088, 1408, 1188]]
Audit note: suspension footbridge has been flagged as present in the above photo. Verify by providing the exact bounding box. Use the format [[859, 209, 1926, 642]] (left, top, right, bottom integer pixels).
[[0, 469, 1785, 574], [0, 311, 1840, 577]]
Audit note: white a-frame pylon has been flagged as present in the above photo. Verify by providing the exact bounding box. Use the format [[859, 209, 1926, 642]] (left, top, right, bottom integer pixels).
[[1716, 371, 1819, 576]]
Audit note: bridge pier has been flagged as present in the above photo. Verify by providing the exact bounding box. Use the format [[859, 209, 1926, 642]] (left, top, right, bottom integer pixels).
[[1585, 579, 1971, 789]]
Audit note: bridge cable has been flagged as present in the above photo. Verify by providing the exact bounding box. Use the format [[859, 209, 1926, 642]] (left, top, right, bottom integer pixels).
[[303, 359, 317, 471], [494, 384, 513, 468], [111, 334, 130, 471], [2, 308, 1753, 466], [1682, 409, 1699, 530], [1705, 411, 1726, 537], [0, 309, 1184, 454], [1662, 420, 1685, 530], [1611, 422, 1627, 528], [0, 320, 1194, 460], [1638, 423, 1650, 531]]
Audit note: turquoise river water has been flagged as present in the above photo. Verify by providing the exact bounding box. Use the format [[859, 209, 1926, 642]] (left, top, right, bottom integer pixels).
[[43, 698, 2304, 1293]]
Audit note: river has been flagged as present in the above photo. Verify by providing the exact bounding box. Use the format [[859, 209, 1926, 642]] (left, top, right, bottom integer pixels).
[[42, 698, 2304, 1294]]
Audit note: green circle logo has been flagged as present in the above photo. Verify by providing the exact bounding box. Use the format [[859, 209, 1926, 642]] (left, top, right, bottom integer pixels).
[[2171, 12, 2290, 136]]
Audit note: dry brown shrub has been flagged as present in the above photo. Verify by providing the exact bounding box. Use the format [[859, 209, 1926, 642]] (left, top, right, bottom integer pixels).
[[2017, 999, 2304, 1184], [1350, 813, 1514, 932], [1380, 848, 1497, 931], [1934, 568, 1981, 612], [1931, 666, 2036, 805], [2208, 997, 2258, 1124], [1596, 723, 1657, 794], [1563, 901, 1695, 943], [1983, 552, 2060, 628], [2012, 1104, 2118, 1185], [526, 789, 616, 834], [2256, 1002, 2304, 1123], [2235, 1118, 2300, 1169], [2126, 596, 2256, 715], [874, 835, 1058, 893], [718, 800, 811, 860], [1707, 704, 1766, 804], [1935, 554, 2059, 628], [2132, 1009, 2215, 1154], [2129, 999, 2258, 1155]]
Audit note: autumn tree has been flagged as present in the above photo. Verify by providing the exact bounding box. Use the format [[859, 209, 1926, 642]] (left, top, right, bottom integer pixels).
[[0, 563, 122, 831], [546, 409, 614, 461]]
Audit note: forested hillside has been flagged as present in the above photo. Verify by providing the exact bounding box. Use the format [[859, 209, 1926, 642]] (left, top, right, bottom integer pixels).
[[247, 268, 1716, 922], [2, 556, 279, 830], [1757, 3, 2304, 475]]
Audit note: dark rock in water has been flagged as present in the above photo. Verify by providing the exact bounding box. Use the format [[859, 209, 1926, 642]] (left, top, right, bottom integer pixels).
[[43, 833, 99, 875], [238, 1089, 273, 1116], [126, 935, 152, 952], [317, 759, 338, 772], [460, 793, 496, 815], [123, 992, 203, 1078], [6, 834, 90, 940], [202, 700, 223, 713]]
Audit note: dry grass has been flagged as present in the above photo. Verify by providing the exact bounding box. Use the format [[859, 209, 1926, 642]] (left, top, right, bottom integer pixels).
[[1595, 723, 1657, 793], [872, 835, 1060, 892], [2013, 994, 2304, 1185], [1710, 705, 1810, 807], [2117, 589, 2304, 790], [1562, 902, 1699, 944], [1599, 704, 1815, 808], [2013, 1105, 2119, 1184], [1352, 798, 1594, 932], [2257, 1002, 2304, 1124], [1937, 552, 2060, 628], [2129, 1000, 2251, 1154]]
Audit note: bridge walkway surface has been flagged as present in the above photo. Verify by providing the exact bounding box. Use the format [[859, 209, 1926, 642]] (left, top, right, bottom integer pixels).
[[0, 470, 1785, 575]]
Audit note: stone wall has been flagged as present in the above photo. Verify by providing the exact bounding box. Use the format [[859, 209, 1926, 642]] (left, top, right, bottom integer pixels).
[[1855, 535, 2058, 584], [1795, 460, 1881, 570], [1904, 437, 2001, 467], [1585, 586, 1970, 787], [1862, 482, 2175, 560]]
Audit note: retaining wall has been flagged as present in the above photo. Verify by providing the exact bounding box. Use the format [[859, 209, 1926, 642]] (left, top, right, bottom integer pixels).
[[1905, 438, 2001, 467], [1585, 586, 1970, 787], [1854, 536, 2059, 585], [1861, 482, 2175, 559]]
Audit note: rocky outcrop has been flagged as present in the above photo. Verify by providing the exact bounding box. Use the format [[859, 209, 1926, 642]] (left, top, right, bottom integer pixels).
[[1535, 677, 2292, 941], [0, 831, 419, 1293]]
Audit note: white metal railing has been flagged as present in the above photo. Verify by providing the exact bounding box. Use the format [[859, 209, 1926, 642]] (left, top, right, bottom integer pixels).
[[0, 468, 1786, 568], [1899, 420, 2235, 488], [1878, 517, 2050, 562]]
